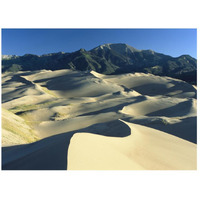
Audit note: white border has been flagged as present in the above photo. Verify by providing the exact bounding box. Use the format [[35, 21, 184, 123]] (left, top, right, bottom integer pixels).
[[0, 1, 199, 200]]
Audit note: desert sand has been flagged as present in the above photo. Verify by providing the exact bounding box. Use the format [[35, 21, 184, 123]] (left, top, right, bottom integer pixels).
[[68, 121, 196, 170], [1, 69, 197, 170]]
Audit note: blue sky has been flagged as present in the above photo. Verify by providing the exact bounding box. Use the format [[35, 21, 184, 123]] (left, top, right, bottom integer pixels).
[[2, 29, 197, 58]]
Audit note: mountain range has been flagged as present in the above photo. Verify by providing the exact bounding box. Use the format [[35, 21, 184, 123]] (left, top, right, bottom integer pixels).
[[2, 43, 197, 84]]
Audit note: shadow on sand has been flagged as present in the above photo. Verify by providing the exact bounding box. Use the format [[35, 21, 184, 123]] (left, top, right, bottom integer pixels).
[[2, 119, 131, 170]]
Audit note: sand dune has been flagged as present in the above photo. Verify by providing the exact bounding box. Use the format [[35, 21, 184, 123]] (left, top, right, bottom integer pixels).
[[120, 96, 196, 117], [1, 69, 197, 170], [96, 72, 197, 98], [68, 121, 196, 170], [22, 70, 124, 98], [126, 116, 197, 143], [2, 119, 196, 170], [2, 120, 131, 170]]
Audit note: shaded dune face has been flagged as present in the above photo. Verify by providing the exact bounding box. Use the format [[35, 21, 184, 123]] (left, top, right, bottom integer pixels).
[[24, 70, 123, 98], [1, 69, 197, 170], [120, 97, 196, 118], [79, 120, 131, 137], [101, 73, 197, 98], [2, 120, 130, 170], [2, 132, 74, 170]]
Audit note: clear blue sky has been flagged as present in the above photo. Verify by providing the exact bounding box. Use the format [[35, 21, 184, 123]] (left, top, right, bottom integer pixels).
[[2, 29, 197, 58]]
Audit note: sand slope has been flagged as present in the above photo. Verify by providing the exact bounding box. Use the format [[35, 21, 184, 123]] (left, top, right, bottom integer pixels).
[[68, 121, 196, 170], [1, 69, 197, 170], [1, 108, 39, 146], [95, 72, 197, 98]]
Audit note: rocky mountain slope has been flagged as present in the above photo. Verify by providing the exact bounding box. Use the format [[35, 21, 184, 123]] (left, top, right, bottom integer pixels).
[[2, 43, 197, 84]]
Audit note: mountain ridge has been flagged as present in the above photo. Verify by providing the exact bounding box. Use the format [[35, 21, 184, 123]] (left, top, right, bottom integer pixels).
[[2, 43, 197, 84], [2, 43, 195, 59]]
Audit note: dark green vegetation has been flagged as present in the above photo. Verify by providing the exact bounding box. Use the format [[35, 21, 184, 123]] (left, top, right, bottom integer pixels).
[[2, 43, 197, 84]]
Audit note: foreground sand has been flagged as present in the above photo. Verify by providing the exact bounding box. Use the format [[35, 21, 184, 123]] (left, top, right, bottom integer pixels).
[[1, 69, 197, 170], [68, 121, 196, 170]]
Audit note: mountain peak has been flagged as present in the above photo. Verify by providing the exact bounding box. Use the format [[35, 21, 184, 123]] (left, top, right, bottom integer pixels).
[[79, 48, 86, 52], [92, 43, 140, 54]]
